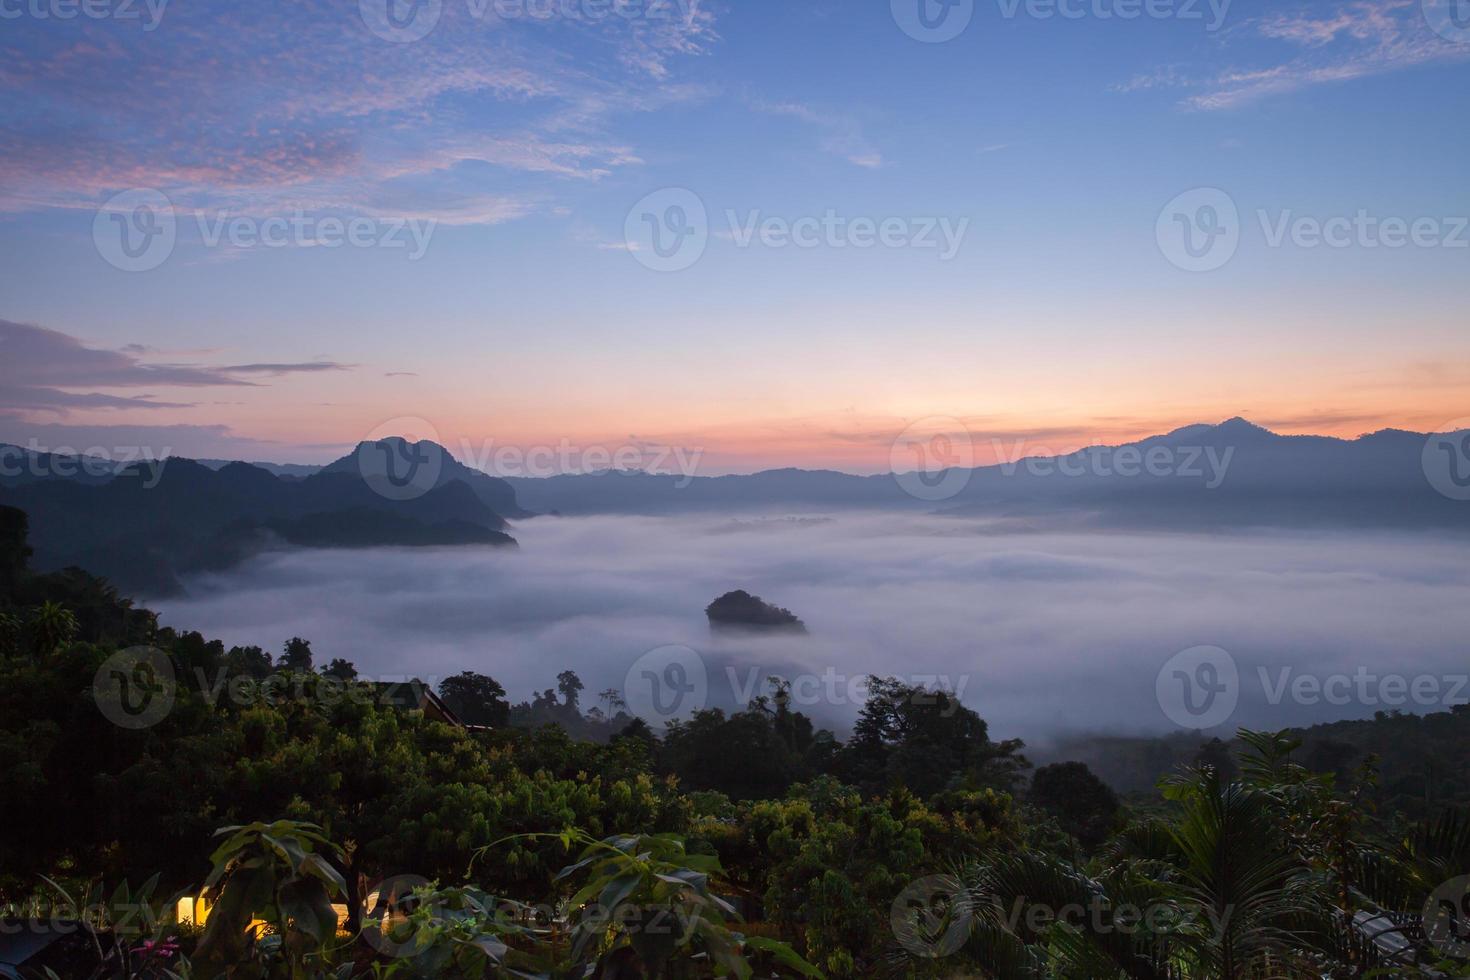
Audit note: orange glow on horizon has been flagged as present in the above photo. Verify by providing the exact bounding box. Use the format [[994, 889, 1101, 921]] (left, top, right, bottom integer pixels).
[[24, 333, 1470, 475], [214, 402, 1470, 474]]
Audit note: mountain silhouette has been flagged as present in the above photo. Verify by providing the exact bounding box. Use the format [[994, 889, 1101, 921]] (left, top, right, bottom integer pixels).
[[319, 438, 531, 518], [497, 419, 1470, 532], [5, 418, 1468, 595], [0, 440, 519, 596]]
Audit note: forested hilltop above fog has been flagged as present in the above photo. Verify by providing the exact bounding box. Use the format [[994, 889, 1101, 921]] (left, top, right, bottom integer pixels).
[[706, 589, 808, 632]]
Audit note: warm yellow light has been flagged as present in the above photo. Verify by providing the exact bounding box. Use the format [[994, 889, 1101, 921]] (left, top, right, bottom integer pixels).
[[174, 899, 349, 934], [176, 895, 210, 927], [175, 895, 271, 938]]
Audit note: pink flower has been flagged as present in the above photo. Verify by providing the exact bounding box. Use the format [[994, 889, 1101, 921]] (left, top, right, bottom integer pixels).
[[132, 937, 180, 960]]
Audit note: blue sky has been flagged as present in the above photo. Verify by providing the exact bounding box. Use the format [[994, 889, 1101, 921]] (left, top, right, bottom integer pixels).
[[1, 0, 1468, 470]]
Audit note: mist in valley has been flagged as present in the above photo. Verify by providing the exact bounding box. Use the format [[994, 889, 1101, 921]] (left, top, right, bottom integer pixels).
[[150, 512, 1470, 746]]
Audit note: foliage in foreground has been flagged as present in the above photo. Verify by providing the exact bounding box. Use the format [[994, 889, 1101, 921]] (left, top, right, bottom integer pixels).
[[32, 819, 823, 980]]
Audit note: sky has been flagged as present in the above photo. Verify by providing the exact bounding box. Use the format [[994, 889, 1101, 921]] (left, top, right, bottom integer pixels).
[[2, 0, 1469, 473]]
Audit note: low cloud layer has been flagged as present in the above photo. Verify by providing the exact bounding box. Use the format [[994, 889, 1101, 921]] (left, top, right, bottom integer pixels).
[[152, 513, 1470, 745], [0, 318, 352, 418]]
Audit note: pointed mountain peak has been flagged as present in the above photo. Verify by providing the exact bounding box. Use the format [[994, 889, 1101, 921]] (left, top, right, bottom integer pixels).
[[323, 436, 454, 471], [352, 435, 447, 454], [1215, 417, 1274, 435], [1161, 417, 1277, 443]]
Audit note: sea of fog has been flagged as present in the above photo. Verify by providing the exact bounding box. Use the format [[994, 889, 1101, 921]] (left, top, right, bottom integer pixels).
[[151, 513, 1470, 744]]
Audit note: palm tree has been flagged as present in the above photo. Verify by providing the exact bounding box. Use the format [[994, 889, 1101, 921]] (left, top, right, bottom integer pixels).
[[30, 600, 78, 655], [956, 733, 1363, 978], [1154, 766, 1321, 977]]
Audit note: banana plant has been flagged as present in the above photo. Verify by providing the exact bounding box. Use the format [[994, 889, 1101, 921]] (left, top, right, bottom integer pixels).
[[193, 820, 349, 978], [358, 881, 546, 978], [488, 830, 823, 979]]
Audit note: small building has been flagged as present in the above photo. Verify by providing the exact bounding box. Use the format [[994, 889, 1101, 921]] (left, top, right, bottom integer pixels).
[[370, 679, 491, 733]]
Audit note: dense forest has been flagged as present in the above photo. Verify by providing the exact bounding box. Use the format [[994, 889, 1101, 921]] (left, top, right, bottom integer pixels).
[[2, 502, 1469, 978]]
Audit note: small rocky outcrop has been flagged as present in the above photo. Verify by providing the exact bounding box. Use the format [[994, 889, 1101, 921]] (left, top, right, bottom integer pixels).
[[705, 590, 807, 633]]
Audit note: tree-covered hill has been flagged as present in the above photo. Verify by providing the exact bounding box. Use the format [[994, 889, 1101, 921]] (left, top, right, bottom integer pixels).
[[0, 440, 520, 595], [1044, 708, 1470, 820]]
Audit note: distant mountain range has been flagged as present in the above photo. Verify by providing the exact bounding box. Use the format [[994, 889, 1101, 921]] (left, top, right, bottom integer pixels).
[[496, 418, 1470, 532], [3, 419, 1466, 596], [196, 459, 323, 480]]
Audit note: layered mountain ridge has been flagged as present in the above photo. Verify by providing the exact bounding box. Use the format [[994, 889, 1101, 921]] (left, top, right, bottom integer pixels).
[[4, 419, 1467, 596]]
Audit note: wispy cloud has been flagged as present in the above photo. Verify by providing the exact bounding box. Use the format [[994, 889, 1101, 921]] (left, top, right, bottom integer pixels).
[[218, 362, 353, 375], [0, 420, 288, 459], [1117, 0, 1470, 110], [0, 388, 197, 414], [751, 100, 884, 169], [0, 319, 349, 417], [0, 1, 723, 223], [1113, 65, 1192, 94], [605, 0, 721, 78]]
